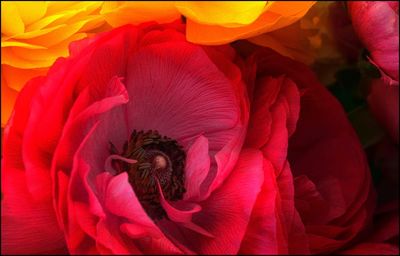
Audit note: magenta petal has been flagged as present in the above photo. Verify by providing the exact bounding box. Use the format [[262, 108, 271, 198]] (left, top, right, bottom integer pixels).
[[125, 41, 242, 149], [239, 159, 280, 254], [260, 76, 300, 171], [349, 1, 399, 82], [102, 172, 182, 253], [240, 159, 309, 254], [53, 75, 129, 176], [183, 135, 210, 201], [177, 149, 264, 254], [158, 181, 201, 223], [105, 172, 154, 227], [96, 218, 141, 254], [156, 181, 214, 238]]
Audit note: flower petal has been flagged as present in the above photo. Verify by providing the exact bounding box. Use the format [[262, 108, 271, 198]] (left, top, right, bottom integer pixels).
[[239, 159, 309, 254], [186, 1, 315, 44], [176, 1, 267, 27], [368, 79, 399, 143], [101, 1, 180, 27], [338, 243, 399, 255], [1, 2, 25, 36], [348, 2, 399, 82], [125, 41, 241, 147], [1, 167, 67, 254], [170, 149, 264, 254], [183, 135, 210, 201]]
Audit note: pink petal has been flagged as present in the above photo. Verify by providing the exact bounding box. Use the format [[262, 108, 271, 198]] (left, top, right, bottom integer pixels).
[[169, 149, 264, 254], [156, 181, 214, 238], [239, 159, 279, 254], [348, 1, 399, 82], [21, 25, 138, 202], [125, 41, 243, 150], [105, 172, 154, 227], [102, 172, 182, 254], [96, 218, 141, 254], [274, 161, 309, 254], [257, 76, 300, 171], [183, 135, 210, 201]]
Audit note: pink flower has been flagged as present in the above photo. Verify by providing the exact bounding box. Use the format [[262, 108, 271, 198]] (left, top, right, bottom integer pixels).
[[348, 1, 399, 84], [1, 23, 386, 254]]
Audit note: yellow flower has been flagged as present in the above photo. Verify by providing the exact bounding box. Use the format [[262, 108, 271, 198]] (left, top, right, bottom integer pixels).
[[100, 1, 180, 27], [1, 1, 105, 126], [101, 1, 315, 45], [178, 1, 316, 45]]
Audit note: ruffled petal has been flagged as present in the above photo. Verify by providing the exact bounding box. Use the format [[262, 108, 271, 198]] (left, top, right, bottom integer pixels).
[[348, 2, 399, 82], [1, 2, 25, 36], [176, 1, 267, 27], [101, 1, 180, 27], [165, 149, 264, 254], [186, 1, 315, 44], [183, 135, 210, 201], [125, 40, 241, 148]]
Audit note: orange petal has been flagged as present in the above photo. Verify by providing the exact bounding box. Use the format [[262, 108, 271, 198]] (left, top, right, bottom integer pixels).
[[101, 1, 180, 27], [2, 65, 48, 91], [1, 73, 18, 127], [186, 1, 315, 44], [175, 1, 267, 27], [2, 33, 87, 69], [1, 2, 25, 36], [14, 1, 47, 26]]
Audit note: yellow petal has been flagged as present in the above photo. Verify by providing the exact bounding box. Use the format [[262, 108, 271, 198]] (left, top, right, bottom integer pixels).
[[3, 24, 66, 41], [26, 12, 77, 32], [2, 33, 87, 68], [1, 41, 46, 49], [1, 2, 25, 36], [46, 1, 101, 15], [175, 1, 267, 28], [186, 1, 315, 44], [186, 11, 281, 45], [14, 1, 47, 26], [15, 18, 98, 48], [26, 2, 102, 32], [264, 1, 315, 17], [101, 1, 180, 27]]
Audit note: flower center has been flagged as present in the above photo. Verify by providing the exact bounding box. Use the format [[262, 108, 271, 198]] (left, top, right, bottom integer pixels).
[[110, 130, 186, 220]]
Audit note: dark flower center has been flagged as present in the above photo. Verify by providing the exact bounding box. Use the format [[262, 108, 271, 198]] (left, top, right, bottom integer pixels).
[[110, 130, 186, 220]]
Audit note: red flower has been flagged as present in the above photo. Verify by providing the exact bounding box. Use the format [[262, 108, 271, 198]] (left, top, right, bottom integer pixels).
[[368, 79, 399, 144], [1, 23, 384, 254]]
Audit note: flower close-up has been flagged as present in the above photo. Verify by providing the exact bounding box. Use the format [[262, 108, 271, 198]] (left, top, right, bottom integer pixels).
[[1, 1, 399, 255], [1, 1, 105, 126], [348, 1, 399, 85]]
